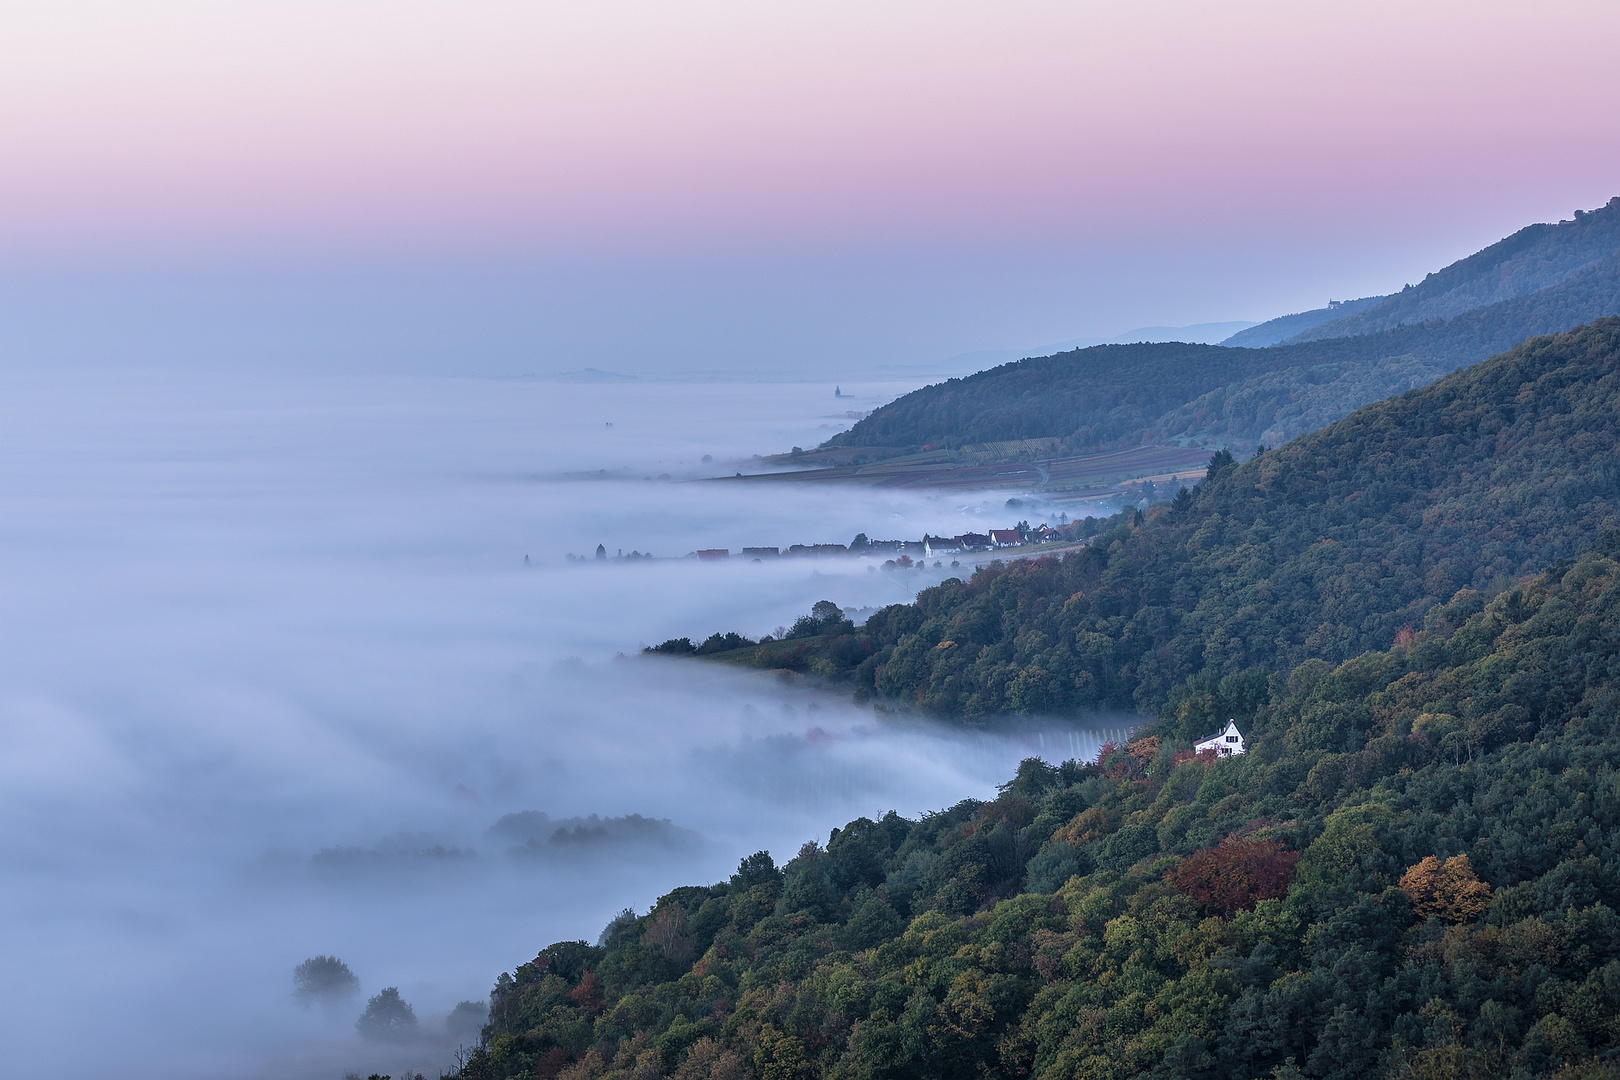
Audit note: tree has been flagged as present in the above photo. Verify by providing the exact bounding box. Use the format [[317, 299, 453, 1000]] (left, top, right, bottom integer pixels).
[[1166, 835, 1300, 915], [788, 601, 850, 639], [596, 908, 638, 948], [1398, 855, 1491, 921], [292, 955, 359, 1006], [446, 1000, 487, 1038], [731, 850, 782, 890], [357, 987, 418, 1042], [641, 905, 696, 963], [568, 971, 603, 1015]]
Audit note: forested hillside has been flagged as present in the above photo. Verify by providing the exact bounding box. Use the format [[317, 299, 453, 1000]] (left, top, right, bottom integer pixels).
[[701, 320, 1620, 718], [830, 202, 1620, 455], [456, 541, 1620, 1080], [450, 249, 1620, 1080]]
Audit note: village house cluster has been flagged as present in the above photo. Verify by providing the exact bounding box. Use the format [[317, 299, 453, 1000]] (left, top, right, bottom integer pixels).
[[564, 521, 1080, 565], [686, 522, 1066, 562]]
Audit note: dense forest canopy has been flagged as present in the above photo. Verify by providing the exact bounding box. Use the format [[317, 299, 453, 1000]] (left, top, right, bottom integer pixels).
[[456, 538, 1620, 1080], [697, 320, 1620, 721], [829, 201, 1620, 455]]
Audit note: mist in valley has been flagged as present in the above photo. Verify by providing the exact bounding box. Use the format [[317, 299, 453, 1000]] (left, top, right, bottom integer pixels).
[[0, 368, 1132, 1079]]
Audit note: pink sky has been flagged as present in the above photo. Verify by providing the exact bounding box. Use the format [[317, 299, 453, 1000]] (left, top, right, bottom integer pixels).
[[3, 0, 1619, 366]]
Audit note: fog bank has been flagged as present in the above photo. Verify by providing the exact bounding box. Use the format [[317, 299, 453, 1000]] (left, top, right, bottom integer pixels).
[[0, 370, 1132, 1078]]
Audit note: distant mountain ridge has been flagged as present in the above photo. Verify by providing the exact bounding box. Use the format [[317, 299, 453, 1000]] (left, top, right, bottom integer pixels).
[[828, 198, 1620, 456], [1290, 196, 1620, 341], [1219, 295, 1385, 347], [1227, 196, 1620, 349]]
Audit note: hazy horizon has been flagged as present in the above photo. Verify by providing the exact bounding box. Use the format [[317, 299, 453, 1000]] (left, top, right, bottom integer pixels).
[[6, 2, 1620, 382]]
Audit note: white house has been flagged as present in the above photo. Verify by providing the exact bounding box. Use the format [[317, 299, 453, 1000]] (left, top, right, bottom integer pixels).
[[1194, 719, 1246, 757]]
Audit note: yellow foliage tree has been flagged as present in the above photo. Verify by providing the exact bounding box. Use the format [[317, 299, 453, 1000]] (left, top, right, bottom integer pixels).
[[1399, 854, 1492, 921]]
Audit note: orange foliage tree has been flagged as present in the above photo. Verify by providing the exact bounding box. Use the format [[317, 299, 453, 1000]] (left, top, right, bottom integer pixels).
[[1165, 835, 1300, 915], [1398, 854, 1492, 921]]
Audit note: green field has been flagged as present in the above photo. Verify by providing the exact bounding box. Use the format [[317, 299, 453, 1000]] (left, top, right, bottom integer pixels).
[[718, 442, 1211, 500]]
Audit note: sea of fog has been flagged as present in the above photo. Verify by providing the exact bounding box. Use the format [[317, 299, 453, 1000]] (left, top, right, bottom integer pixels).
[[0, 368, 1134, 1079]]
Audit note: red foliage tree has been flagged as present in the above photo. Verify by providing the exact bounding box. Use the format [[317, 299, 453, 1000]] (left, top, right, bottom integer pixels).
[[568, 970, 603, 1014], [1165, 835, 1300, 915]]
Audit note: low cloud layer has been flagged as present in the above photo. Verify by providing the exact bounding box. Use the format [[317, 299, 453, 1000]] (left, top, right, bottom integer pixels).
[[0, 369, 1129, 1078]]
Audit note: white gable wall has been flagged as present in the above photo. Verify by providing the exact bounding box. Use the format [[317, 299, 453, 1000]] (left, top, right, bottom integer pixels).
[[1194, 719, 1246, 756]]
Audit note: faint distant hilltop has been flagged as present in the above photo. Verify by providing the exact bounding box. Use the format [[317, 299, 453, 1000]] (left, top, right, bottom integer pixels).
[[1218, 295, 1385, 347], [817, 197, 1620, 458]]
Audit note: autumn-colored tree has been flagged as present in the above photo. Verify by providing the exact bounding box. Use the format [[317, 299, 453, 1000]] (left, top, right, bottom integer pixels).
[[1398, 854, 1491, 921], [568, 970, 603, 1015], [1126, 736, 1161, 767], [1165, 835, 1300, 915], [1101, 738, 1151, 780]]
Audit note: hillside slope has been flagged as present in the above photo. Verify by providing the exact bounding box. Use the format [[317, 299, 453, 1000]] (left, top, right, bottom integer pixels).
[[459, 542, 1620, 1080], [711, 320, 1620, 718]]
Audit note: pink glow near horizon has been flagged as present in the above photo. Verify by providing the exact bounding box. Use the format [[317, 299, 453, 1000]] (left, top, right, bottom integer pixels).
[[4, 0, 1619, 259]]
